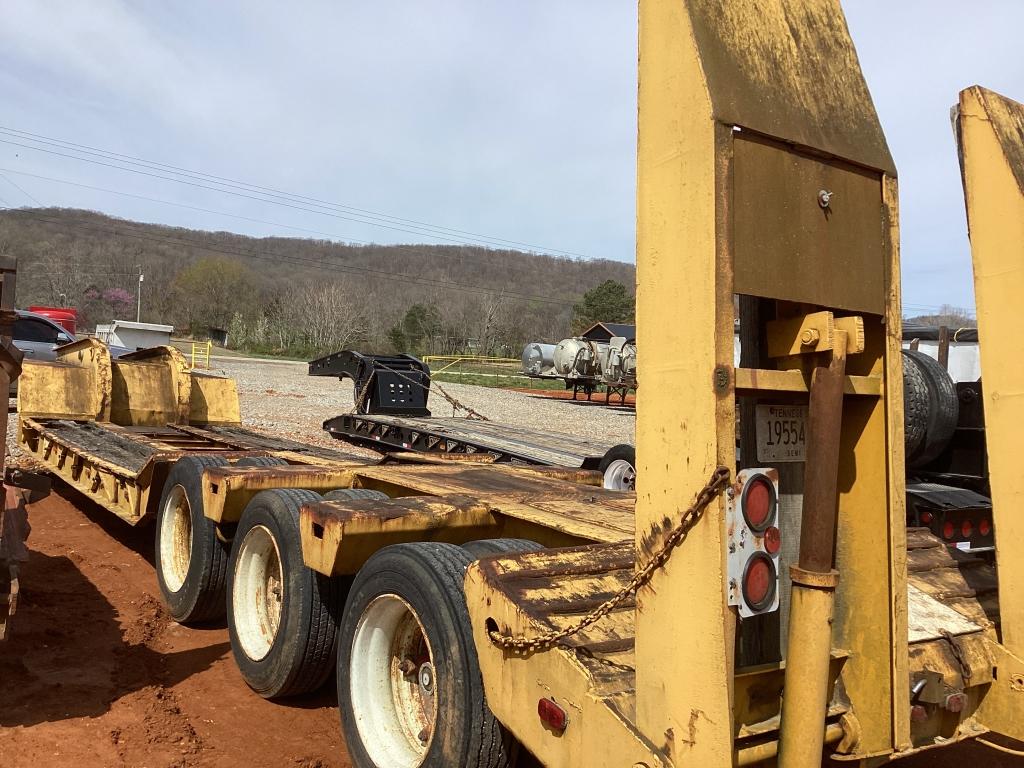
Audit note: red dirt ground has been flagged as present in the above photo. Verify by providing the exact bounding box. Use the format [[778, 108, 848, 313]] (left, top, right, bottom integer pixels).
[[510, 388, 635, 407], [0, 484, 350, 768], [1, 483, 1021, 767]]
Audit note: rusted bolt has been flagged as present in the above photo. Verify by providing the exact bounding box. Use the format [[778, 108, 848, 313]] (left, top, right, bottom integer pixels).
[[398, 659, 417, 677], [910, 704, 930, 723], [800, 328, 820, 346], [944, 693, 967, 713], [818, 189, 834, 209], [713, 366, 729, 393]]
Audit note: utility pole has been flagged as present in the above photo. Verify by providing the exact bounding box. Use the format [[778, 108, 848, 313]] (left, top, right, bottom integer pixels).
[[135, 265, 144, 322]]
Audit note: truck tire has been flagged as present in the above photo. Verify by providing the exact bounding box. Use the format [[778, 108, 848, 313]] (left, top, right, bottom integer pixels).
[[228, 488, 344, 698], [323, 488, 390, 502], [338, 543, 515, 768], [903, 350, 959, 468], [902, 351, 929, 461], [599, 444, 636, 491], [235, 456, 289, 468], [155, 455, 230, 623], [462, 538, 543, 559]]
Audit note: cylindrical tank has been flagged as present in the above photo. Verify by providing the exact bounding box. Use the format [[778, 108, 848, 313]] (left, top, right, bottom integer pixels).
[[553, 338, 606, 378], [521, 343, 556, 376], [28, 306, 78, 334]]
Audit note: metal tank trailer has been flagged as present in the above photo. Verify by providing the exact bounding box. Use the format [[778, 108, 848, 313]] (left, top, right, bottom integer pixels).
[[521, 336, 637, 403]]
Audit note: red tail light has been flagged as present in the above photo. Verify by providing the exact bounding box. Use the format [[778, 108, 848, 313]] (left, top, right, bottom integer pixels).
[[961, 520, 973, 538], [979, 519, 991, 537], [920, 511, 933, 525], [742, 552, 777, 612], [942, 521, 955, 540], [741, 474, 777, 532], [538, 698, 568, 733]]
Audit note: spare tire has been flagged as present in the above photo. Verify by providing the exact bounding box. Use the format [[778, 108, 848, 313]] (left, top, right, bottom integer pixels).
[[902, 352, 929, 461], [902, 350, 959, 469]]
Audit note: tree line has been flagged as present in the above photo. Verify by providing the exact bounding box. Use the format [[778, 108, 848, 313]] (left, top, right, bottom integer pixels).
[[0, 208, 636, 357]]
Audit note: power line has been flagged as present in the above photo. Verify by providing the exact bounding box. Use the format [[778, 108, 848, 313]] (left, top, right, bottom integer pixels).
[[0, 206, 576, 307], [0, 170, 42, 206], [0, 126, 593, 258]]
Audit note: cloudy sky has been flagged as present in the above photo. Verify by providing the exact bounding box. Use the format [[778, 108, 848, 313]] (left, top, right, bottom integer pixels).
[[0, 1, 1021, 316]]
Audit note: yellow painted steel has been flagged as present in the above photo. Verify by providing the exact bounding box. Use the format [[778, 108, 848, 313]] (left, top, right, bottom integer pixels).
[[778, 572, 840, 768], [956, 86, 1024, 657], [635, 0, 902, 764]]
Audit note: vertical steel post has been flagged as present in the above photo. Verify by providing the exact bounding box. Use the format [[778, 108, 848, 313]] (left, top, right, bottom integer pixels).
[[779, 331, 847, 768]]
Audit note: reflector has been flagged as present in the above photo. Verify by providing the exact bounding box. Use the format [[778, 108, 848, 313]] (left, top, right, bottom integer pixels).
[[538, 698, 568, 733]]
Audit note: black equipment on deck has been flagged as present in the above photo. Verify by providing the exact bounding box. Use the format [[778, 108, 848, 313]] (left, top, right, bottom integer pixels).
[[308, 351, 431, 416]]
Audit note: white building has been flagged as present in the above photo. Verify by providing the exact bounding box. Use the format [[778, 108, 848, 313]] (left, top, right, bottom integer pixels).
[[95, 320, 174, 351]]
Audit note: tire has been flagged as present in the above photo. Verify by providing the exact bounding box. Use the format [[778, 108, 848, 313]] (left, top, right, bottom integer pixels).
[[903, 350, 959, 468], [462, 538, 543, 559], [227, 488, 344, 698], [155, 455, 230, 624], [902, 351, 929, 461], [235, 456, 289, 468], [338, 543, 514, 768], [323, 488, 390, 502], [599, 444, 636, 491]]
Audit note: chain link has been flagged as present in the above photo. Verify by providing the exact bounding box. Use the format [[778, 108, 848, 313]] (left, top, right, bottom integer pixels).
[[940, 629, 973, 682], [350, 371, 376, 414], [488, 466, 731, 652]]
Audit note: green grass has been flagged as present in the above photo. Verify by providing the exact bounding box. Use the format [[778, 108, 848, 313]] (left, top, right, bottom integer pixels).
[[432, 372, 567, 390]]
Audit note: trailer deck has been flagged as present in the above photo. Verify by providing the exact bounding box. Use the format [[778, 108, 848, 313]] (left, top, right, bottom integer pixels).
[[323, 413, 623, 468], [16, 340, 369, 524]]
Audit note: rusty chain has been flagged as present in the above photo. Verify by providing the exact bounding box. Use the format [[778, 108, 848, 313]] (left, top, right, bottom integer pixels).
[[350, 371, 377, 414], [488, 466, 731, 652], [940, 629, 973, 682]]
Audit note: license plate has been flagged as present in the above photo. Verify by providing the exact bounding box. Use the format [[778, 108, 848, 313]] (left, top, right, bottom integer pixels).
[[755, 404, 808, 462]]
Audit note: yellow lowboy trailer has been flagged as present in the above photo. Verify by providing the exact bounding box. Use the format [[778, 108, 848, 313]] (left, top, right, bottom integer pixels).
[[16, 3, 1024, 767]]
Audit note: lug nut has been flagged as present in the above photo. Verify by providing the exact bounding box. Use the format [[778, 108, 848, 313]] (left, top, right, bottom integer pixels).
[[398, 659, 417, 677]]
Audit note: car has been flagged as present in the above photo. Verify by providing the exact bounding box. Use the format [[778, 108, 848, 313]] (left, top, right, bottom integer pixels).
[[9, 310, 130, 394]]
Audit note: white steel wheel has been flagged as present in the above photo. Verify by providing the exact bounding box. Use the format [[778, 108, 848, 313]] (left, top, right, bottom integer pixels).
[[603, 458, 636, 491], [350, 594, 436, 768], [158, 484, 192, 593], [232, 524, 284, 662]]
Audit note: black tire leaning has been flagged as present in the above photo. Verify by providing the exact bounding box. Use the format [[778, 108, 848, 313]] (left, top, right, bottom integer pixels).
[[598, 443, 636, 491], [903, 349, 959, 468], [235, 456, 289, 468], [338, 542, 514, 768], [462, 538, 543, 559], [227, 488, 344, 698], [323, 488, 390, 502], [155, 455, 230, 624], [902, 351, 929, 462]]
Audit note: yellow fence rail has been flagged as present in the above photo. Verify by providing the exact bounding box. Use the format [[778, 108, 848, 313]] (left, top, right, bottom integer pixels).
[[190, 340, 212, 369]]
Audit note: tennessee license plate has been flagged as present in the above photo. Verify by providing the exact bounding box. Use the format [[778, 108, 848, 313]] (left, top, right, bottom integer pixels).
[[755, 404, 808, 462]]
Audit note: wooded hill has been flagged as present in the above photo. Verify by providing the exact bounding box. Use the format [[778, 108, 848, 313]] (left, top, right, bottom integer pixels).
[[0, 207, 635, 357]]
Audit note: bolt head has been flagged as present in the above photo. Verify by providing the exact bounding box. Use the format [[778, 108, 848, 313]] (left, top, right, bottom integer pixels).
[[944, 693, 967, 713]]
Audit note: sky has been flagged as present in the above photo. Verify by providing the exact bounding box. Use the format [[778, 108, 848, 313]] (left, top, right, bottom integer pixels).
[[0, 1, 1021, 317]]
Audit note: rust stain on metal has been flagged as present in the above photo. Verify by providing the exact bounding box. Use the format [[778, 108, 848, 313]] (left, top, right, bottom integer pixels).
[[684, 0, 894, 173]]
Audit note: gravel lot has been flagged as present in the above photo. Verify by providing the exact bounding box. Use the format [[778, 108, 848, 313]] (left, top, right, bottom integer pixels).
[[6, 355, 635, 464], [216, 355, 636, 453]]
